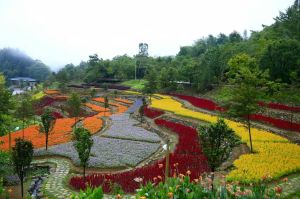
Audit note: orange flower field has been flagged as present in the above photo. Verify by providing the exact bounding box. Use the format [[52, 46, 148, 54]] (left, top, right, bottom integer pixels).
[[83, 116, 103, 134], [92, 98, 128, 114], [85, 103, 110, 112], [114, 98, 133, 104], [0, 118, 76, 150], [44, 89, 60, 95]]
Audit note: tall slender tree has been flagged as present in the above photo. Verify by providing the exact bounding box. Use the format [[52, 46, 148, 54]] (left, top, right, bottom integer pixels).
[[225, 54, 269, 153], [73, 128, 93, 182], [104, 96, 109, 116], [11, 138, 34, 199], [16, 95, 34, 138], [67, 93, 82, 128], [40, 108, 56, 150]]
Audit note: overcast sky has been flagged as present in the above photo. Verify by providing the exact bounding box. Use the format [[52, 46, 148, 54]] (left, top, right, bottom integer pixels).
[[0, 0, 295, 70]]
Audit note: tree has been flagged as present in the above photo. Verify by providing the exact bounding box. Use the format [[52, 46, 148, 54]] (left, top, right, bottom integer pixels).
[[16, 95, 34, 138], [143, 68, 157, 101], [11, 138, 34, 199], [73, 128, 93, 182], [67, 93, 82, 128], [90, 88, 97, 99], [198, 118, 239, 190], [40, 108, 56, 150], [225, 54, 269, 153], [138, 104, 145, 123], [104, 96, 109, 116], [0, 73, 14, 137]]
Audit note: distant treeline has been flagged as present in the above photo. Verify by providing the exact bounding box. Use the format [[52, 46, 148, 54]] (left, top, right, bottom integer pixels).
[[50, 1, 300, 92], [0, 48, 51, 81]]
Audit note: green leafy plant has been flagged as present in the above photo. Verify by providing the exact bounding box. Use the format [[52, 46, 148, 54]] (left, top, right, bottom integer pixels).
[[71, 186, 103, 199], [73, 127, 93, 182]]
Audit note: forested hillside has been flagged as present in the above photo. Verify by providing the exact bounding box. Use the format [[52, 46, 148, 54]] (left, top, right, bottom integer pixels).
[[0, 48, 51, 81], [54, 1, 299, 95]]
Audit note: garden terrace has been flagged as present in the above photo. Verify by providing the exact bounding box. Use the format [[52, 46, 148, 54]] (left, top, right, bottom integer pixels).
[[69, 118, 209, 193], [150, 94, 300, 183], [171, 93, 300, 132], [102, 113, 161, 143]]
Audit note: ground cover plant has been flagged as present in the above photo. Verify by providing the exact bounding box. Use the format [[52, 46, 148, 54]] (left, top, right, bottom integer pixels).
[[102, 114, 161, 143], [35, 136, 160, 168]]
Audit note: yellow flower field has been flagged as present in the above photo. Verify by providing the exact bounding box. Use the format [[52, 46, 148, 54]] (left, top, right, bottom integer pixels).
[[150, 94, 300, 182]]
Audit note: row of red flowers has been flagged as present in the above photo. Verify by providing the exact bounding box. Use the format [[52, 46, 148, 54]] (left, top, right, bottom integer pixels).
[[171, 93, 300, 113], [170, 93, 224, 112], [249, 114, 300, 132], [170, 93, 300, 132], [143, 106, 165, 119], [69, 119, 210, 193], [258, 102, 300, 112]]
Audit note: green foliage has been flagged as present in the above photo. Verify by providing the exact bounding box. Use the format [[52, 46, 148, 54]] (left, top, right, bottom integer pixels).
[[90, 88, 96, 98], [15, 94, 34, 137], [143, 68, 157, 96], [73, 127, 93, 180], [139, 104, 145, 122], [11, 138, 34, 198], [260, 39, 300, 84], [225, 54, 270, 152], [122, 79, 147, 90], [0, 150, 12, 176], [67, 93, 82, 119], [104, 96, 109, 109], [71, 186, 103, 199], [40, 108, 55, 150], [198, 118, 240, 172], [0, 74, 14, 136]]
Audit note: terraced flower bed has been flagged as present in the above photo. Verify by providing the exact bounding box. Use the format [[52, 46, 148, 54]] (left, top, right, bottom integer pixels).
[[259, 101, 300, 112], [34, 137, 160, 168], [150, 94, 300, 183], [102, 114, 161, 143], [171, 93, 300, 132], [69, 119, 209, 193], [0, 118, 76, 150], [144, 106, 165, 118], [250, 114, 300, 132]]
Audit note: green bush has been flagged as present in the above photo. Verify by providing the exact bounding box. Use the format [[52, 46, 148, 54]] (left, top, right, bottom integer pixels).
[[71, 187, 103, 199]]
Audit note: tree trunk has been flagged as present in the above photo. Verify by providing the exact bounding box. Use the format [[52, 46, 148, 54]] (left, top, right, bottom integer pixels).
[[165, 141, 170, 182], [211, 169, 215, 191], [247, 115, 253, 153], [9, 132, 11, 152], [83, 165, 86, 183], [290, 111, 294, 129], [46, 132, 48, 151], [20, 172, 24, 199], [22, 119, 25, 139]]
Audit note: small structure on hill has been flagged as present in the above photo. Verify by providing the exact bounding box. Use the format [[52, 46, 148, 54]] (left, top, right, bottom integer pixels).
[[10, 77, 37, 88]]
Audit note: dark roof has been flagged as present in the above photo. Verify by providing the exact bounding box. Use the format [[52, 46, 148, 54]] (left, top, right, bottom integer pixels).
[[10, 77, 37, 82]]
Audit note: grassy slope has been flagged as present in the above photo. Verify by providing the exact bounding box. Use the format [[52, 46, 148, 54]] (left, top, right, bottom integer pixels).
[[121, 79, 147, 90]]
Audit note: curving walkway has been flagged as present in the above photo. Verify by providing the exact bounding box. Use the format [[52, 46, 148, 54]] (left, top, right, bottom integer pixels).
[[33, 158, 73, 198]]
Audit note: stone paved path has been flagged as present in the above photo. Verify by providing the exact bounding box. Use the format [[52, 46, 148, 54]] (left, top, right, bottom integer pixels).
[[33, 158, 135, 199], [33, 158, 73, 199]]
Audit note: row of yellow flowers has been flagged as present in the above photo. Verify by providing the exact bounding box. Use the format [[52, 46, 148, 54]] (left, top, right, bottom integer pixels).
[[150, 94, 300, 183]]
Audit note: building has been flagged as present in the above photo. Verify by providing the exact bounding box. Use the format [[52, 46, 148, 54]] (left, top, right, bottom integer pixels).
[[9, 77, 37, 88]]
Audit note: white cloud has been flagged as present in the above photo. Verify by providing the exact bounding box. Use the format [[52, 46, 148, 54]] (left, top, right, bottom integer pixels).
[[0, 0, 294, 70]]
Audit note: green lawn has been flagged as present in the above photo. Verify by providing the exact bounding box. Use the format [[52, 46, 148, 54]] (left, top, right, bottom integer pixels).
[[121, 79, 147, 90]]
